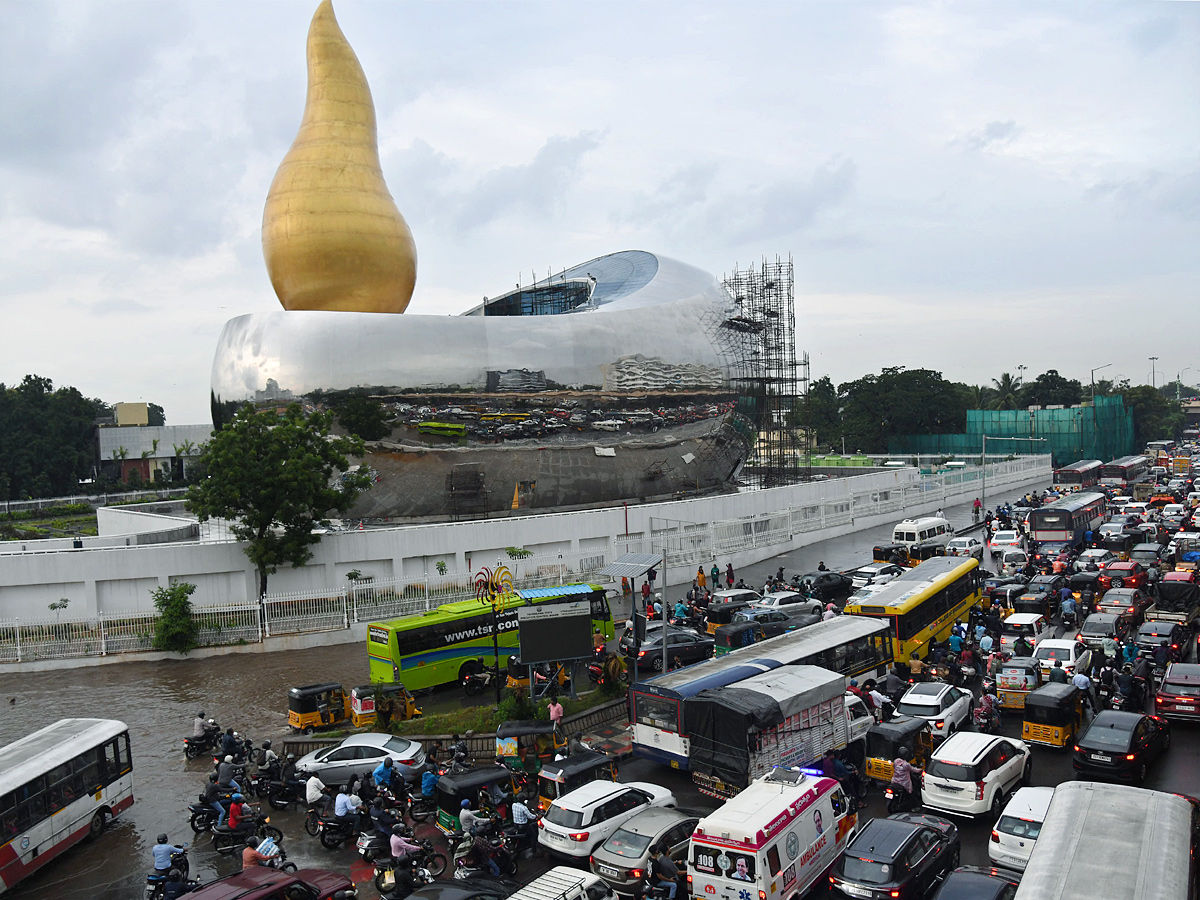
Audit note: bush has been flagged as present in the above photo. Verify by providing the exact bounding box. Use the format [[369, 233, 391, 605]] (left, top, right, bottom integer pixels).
[[152, 582, 198, 653]]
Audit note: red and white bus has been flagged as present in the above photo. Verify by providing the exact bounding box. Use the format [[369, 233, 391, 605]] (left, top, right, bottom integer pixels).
[[1052, 459, 1103, 492], [0, 719, 133, 894], [1100, 455, 1150, 488]]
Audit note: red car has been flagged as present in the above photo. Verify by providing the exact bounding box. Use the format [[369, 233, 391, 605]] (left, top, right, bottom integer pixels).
[[1156, 663, 1200, 721], [183, 868, 355, 900], [1098, 561, 1148, 591], [1163, 571, 1197, 586]]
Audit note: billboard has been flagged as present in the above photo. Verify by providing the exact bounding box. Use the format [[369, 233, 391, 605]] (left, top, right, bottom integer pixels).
[[517, 600, 594, 665]]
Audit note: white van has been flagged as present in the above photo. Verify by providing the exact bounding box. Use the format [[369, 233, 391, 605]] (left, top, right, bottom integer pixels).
[[507, 867, 616, 900], [688, 768, 854, 900], [892, 516, 954, 550]]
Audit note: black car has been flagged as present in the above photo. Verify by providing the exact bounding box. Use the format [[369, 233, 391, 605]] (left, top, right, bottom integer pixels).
[[1077, 613, 1132, 653], [733, 607, 800, 638], [1072, 710, 1171, 783], [407, 878, 519, 900], [627, 629, 715, 671], [1134, 621, 1188, 666], [1026, 573, 1068, 598], [796, 571, 854, 603], [830, 812, 959, 900], [930, 866, 1021, 900]]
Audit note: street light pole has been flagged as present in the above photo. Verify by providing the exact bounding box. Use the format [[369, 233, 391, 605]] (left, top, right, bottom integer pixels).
[[1178, 368, 1192, 402], [1149, 357, 1159, 390], [1017, 365, 1026, 387]]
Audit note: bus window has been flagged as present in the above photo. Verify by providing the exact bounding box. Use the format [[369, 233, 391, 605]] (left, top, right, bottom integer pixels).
[[634, 694, 680, 732]]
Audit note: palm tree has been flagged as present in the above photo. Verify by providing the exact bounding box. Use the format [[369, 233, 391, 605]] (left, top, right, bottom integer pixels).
[[990, 373, 1021, 410], [962, 384, 995, 409]]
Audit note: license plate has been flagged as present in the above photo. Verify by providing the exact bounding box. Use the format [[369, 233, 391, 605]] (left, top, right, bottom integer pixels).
[[598, 864, 620, 878], [841, 885, 873, 899], [1177, 705, 1194, 711], [938, 784, 963, 792], [1091, 753, 1112, 763], [544, 830, 563, 842]]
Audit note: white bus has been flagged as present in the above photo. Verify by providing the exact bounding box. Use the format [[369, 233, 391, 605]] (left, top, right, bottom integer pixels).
[[0, 719, 133, 894], [1014, 780, 1196, 900]]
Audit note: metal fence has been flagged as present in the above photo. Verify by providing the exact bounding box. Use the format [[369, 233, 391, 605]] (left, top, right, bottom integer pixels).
[[0, 488, 189, 515], [0, 603, 262, 663]]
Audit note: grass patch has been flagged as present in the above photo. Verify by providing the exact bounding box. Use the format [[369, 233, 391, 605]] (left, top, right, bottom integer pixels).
[[389, 691, 606, 737]]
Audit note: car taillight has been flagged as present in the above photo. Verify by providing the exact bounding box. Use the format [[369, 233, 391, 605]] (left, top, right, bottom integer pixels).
[[686, 874, 693, 885], [990, 829, 1000, 843], [1074, 744, 1081, 752], [638, 650, 646, 657], [759, 891, 767, 900], [933, 719, 945, 730], [629, 868, 644, 879], [398, 758, 416, 766], [537, 819, 545, 829], [890, 891, 901, 899], [569, 831, 590, 842], [1126, 754, 1136, 761], [976, 781, 986, 800]]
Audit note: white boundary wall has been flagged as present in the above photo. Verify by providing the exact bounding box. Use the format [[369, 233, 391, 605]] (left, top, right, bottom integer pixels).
[[0, 456, 1050, 623]]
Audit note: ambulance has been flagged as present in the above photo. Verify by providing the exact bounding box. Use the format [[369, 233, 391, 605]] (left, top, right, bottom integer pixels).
[[686, 768, 855, 900]]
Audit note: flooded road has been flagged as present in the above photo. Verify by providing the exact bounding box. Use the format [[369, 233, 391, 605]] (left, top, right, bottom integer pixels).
[[0, 487, 1053, 899]]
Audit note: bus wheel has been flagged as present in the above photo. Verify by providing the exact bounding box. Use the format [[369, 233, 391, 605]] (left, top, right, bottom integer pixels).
[[87, 810, 108, 841]]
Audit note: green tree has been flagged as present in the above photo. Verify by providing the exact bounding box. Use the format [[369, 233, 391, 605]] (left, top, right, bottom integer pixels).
[[186, 403, 372, 598], [838, 367, 968, 453], [1122, 385, 1184, 448], [796, 376, 841, 450], [990, 373, 1022, 410], [958, 383, 995, 410], [152, 581, 198, 653], [335, 394, 392, 441], [148, 403, 166, 426], [1020, 369, 1083, 408]]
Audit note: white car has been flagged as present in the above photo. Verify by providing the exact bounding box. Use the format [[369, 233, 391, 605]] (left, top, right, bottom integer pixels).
[[1074, 549, 1116, 572], [989, 786, 1054, 871], [922, 732, 1032, 820], [989, 531, 1025, 555], [754, 591, 823, 616], [849, 563, 903, 590], [999, 613, 1047, 654], [294, 733, 425, 786], [539, 781, 676, 860], [946, 536, 984, 560], [1000, 549, 1029, 577], [895, 682, 973, 738], [1032, 639, 1091, 676]]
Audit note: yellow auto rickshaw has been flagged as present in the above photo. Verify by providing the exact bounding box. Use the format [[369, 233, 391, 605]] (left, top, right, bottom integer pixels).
[[349, 683, 422, 728], [863, 715, 935, 784], [705, 601, 751, 635], [287, 683, 350, 733], [504, 655, 570, 692], [996, 657, 1043, 710], [495, 720, 567, 770], [536, 751, 618, 811], [1021, 683, 1084, 748]]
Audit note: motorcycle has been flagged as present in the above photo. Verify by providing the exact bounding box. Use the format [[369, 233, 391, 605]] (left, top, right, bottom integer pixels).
[[144, 845, 190, 900], [973, 705, 1001, 734], [406, 794, 436, 824], [373, 839, 447, 891], [885, 783, 920, 814], [452, 833, 518, 880], [316, 813, 359, 849], [377, 859, 438, 899], [212, 814, 282, 855], [501, 817, 541, 859], [1055, 610, 1077, 640], [462, 660, 500, 697], [187, 790, 235, 833], [183, 721, 221, 760]]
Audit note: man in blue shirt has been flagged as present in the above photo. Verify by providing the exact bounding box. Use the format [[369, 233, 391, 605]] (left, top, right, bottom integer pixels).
[[152, 834, 185, 873], [373, 757, 398, 791], [947, 631, 964, 653], [979, 633, 994, 654]]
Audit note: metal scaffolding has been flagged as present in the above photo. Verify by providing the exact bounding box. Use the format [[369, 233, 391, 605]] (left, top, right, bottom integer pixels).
[[721, 257, 805, 488]]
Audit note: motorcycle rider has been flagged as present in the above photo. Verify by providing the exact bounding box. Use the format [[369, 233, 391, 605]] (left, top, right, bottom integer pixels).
[[305, 772, 328, 808], [335, 785, 366, 833], [889, 747, 919, 811], [459, 798, 486, 835], [242, 836, 272, 869], [1060, 590, 1077, 626], [201, 773, 225, 826], [220, 728, 240, 760], [1072, 670, 1095, 717], [511, 794, 535, 846], [217, 756, 241, 794], [822, 748, 864, 809], [977, 685, 1002, 729], [1115, 665, 1139, 709], [192, 712, 208, 740], [1048, 660, 1069, 684], [1153, 641, 1173, 670], [226, 794, 250, 832], [373, 757, 399, 792], [162, 869, 194, 900], [390, 823, 421, 865], [152, 834, 185, 874], [279, 753, 303, 799], [421, 761, 440, 800], [258, 740, 279, 775], [450, 735, 469, 766], [652, 843, 682, 900]]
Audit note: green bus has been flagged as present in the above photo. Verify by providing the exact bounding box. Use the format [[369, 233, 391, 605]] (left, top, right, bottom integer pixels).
[[367, 583, 614, 691], [418, 421, 467, 437]]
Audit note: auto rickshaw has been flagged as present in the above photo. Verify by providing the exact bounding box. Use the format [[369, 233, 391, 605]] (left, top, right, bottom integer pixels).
[[705, 601, 751, 635], [996, 656, 1043, 709], [910, 542, 948, 563], [536, 751, 619, 812], [504, 655, 570, 692], [1021, 683, 1084, 748], [349, 683, 422, 728], [287, 683, 350, 733], [1102, 532, 1136, 561], [874, 544, 912, 567], [435, 767, 519, 836], [1069, 572, 1104, 616], [495, 720, 567, 770], [1012, 593, 1052, 619], [863, 715, 935, 784], [713, 621, 765, 656]]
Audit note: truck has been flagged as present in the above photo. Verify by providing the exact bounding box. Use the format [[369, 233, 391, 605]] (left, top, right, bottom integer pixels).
[[1145, 575, 1200, 628], [1170, 456, 1192, 477], [684, 665, 873, 798]]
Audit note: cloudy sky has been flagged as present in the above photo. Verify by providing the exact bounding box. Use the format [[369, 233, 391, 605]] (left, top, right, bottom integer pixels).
[[2, 1, 1197, 424]]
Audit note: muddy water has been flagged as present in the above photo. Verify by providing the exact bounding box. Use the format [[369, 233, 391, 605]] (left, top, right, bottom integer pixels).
[[0, 643, 484, 900]]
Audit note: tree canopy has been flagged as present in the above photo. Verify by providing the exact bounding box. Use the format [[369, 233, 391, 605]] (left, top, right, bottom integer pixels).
[[828, 367, 968, 454], [0, 375, 111, 500], [186, 403, 372, 597], [335, 394, 393, 441]]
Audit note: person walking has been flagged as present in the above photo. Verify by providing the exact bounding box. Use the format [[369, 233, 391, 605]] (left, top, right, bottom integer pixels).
[[696, 567, 706, 590], [548, 695, 564, 728], [710, 563, 721, 588], [725, 563, 735, 588]]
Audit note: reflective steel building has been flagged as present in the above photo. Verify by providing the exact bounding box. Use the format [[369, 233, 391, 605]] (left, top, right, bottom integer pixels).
[[211, 250, 754, 517]]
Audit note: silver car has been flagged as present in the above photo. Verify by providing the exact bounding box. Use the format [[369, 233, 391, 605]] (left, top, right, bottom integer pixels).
[[590, 807, 699, 897], [294, 733, 425, 787]]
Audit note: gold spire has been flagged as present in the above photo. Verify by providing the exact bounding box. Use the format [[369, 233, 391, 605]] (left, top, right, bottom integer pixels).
[[262, 0, 417, 313]]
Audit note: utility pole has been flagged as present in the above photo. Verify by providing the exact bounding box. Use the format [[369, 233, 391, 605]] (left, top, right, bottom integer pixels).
[[1178, 368, 1192, 402], [1149, 357, 1159, 390]]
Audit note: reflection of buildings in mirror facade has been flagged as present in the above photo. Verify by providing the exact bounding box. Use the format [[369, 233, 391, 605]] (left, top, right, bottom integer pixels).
[[211, 250, 752, 517]]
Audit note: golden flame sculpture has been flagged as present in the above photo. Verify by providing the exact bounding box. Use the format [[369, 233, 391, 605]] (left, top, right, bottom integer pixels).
[[263, 0, 417, 314]]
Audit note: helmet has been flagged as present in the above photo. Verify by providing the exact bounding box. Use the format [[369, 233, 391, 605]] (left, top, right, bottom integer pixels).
[[224, 755, 233, 763], [850, 679, 858, 687], [461, 799, 472, 809], [208, 773, 217, 782], [232, 793, 244, 801], [157, 833, 169, 844], [197, 710, 205, 718], [167, 869, 182, 881], [262, 740, 272, 749], [287, 753, 295, 761], [898, 746, 910, 759], [392, 823, 407, 836], [246, 837, 259, 848], [233, 731, 241, 738], [383, 757, 393, 766]]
